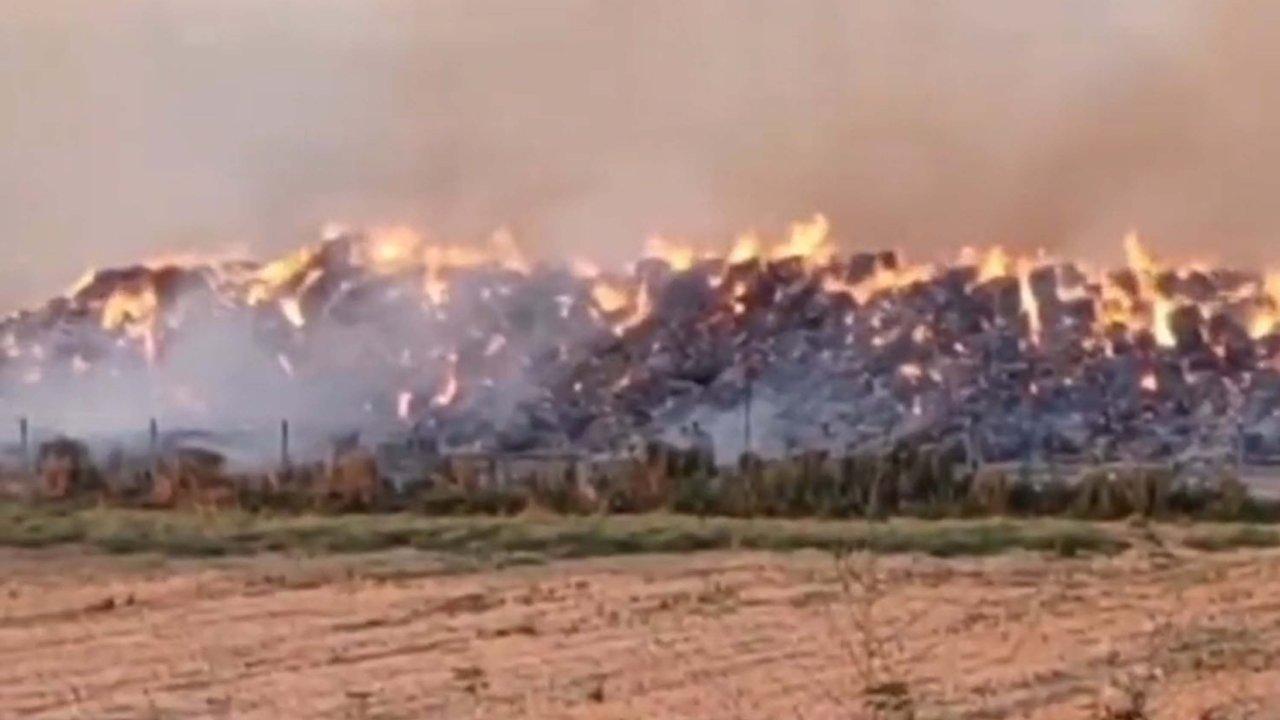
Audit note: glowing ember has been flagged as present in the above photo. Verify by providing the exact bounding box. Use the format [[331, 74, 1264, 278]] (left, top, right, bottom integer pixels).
[[432, 355, 459, 407], [898, 363, 923, 382], [279, 297, 306, 328], [1140, 372, 1159, 393], [365, 226, 422, 272], [276, 353, 295, 377], [396, 390, 414, 421]]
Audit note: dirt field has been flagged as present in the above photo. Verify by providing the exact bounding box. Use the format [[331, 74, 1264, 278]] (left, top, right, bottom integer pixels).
[[2, 531, 1279, 719]]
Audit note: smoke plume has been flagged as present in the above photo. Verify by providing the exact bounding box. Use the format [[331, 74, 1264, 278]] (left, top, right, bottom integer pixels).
[[1, 1, 1278, 302]]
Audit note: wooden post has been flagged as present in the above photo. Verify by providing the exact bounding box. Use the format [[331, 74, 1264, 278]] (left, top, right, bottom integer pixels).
[[1236, 419, 1246, 469], [965, 416, 983, 472], [18, 417, 29, 475], [148, 418, 159, 476], [280, 419, 291, 472]]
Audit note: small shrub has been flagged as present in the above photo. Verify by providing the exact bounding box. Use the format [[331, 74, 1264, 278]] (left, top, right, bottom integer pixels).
[[93, 531, 155, 555], [412, 485, 472, 515], [1183, 525, 1280, 552], [159, 533, 234, 557], [467, 487, 530, 515], [667, 474, 716, 516], [0, 517, 85, 548]]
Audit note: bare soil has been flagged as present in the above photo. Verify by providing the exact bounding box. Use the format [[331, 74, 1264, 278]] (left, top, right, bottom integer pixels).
[[2, 532, 1279, 719]]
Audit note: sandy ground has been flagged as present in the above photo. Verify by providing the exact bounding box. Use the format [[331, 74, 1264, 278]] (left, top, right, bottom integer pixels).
[[2, 533, 1279, 719]]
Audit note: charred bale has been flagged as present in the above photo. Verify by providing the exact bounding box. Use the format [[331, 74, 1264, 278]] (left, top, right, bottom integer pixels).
[[1070, 463, 1172, 519], [967, 465, 1012, 516], [623, 442, 674, 511], [445, 455, 496, 492], [509, 455, 595, 514], [318, 445, 382, 510], [151, 447, 237, 510], [38, 437, 97, 500], [1070, 467, 1120, 518]]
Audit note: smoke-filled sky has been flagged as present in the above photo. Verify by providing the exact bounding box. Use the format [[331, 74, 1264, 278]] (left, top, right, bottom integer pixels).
[[2, 1, 1278, 310]]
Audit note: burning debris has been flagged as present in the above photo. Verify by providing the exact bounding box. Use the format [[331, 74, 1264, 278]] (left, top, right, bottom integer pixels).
[[4, 217, 1280, 477]]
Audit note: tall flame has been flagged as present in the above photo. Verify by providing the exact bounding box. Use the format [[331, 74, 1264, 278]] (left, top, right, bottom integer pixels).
[[771, 213, 833, 266], [1017, 258, 1041, 344], [1121, 231, 1176, 347]]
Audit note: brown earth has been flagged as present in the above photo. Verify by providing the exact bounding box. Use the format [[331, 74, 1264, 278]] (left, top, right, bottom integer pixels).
[[1, 535, 1279, 719]]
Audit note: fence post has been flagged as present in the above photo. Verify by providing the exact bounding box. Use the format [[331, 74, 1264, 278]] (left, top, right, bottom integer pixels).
[[148, 418, 159, 476], [280, 419, 291, 472], [18, 417, 29, 475]]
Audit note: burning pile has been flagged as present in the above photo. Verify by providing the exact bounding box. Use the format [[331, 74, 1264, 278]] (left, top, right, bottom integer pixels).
[[5, 216, 1280, 469]]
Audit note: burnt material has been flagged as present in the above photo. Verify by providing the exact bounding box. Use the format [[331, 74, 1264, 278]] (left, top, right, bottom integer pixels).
[[2, 229, 1279, 470]]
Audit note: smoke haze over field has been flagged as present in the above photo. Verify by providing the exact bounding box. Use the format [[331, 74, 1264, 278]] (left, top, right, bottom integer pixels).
[[2, 1, 1279, 310]]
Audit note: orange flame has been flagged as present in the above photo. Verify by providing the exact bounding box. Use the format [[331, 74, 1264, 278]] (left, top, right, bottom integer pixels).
[[727, 232, 761, 265], [1251, 272, 1280, 338], [770, 214, 833, 266], [100, 281, 160, 364], [591, 281, 630, 314], [643, 235, 697, 272], [617, 283, 652, 333], [975, 246, 1012, 283], [365, 226, 422, 273], [1117, 231, 1176, 347]]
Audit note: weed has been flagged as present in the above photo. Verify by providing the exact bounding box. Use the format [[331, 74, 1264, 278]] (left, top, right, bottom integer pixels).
[[829, 547, 915, 719]]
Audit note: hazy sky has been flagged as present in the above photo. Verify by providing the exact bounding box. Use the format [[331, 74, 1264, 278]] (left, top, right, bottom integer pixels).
[[3, 1, 1277, 310]]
